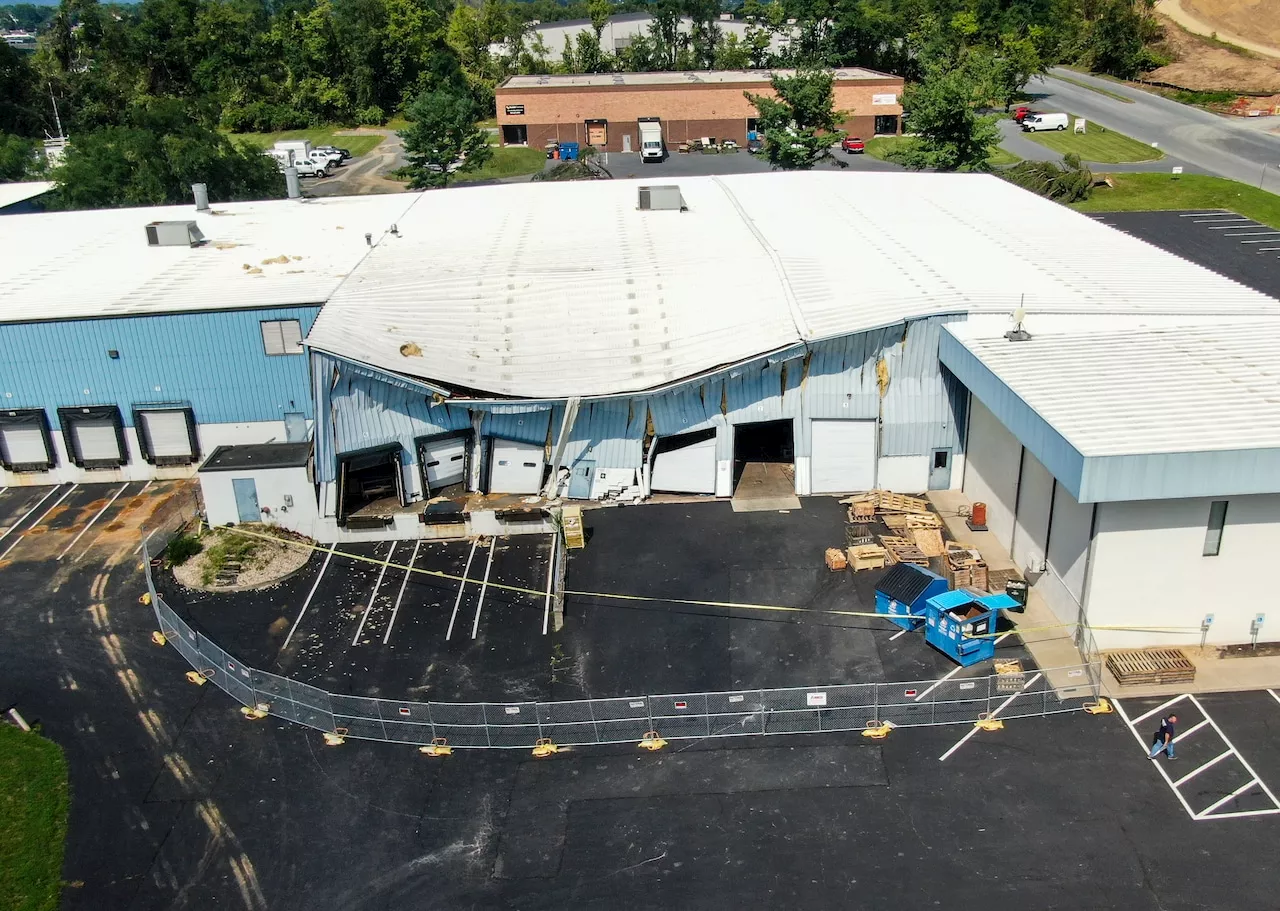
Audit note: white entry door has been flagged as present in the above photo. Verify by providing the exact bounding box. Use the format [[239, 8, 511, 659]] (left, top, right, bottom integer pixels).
[[651, 433, 716, 494], [488, 438, 545, 494], [809, 419, 876, 493]]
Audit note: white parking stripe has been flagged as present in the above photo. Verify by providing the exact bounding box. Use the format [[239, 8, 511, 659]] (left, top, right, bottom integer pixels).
[[445, 539, 480, 641], [58, 483, 129, 561], [1208, 221, 1255, 228], [1187, 694, 1280, 813], [542, 532, 556, 636], [1182, 212, 1238, 217], [914, 663, 963, 702], [351, 542, 393, 646], [889, 628, 908, 641], [282, 544, 335, 652], [471, 538, 496, 640], [1268, 689, 1280, 708], [384, 539, 420, 645], [1176, 718, 1211, 740], [938, 672, 1042, 762], [1198, 780, 1261, 818], [1112, 698, 1200, 819], [1174, 749, 1233, 787], [0, 484, 76, 560], [1225, 232, 1280, 237], [0, 485, 62, 546], [1130, 694, 1188, 727]]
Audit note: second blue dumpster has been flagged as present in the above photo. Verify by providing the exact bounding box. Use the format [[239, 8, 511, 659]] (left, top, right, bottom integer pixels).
[[923, 590, 1020, 667], [874, 563, 949, 631]]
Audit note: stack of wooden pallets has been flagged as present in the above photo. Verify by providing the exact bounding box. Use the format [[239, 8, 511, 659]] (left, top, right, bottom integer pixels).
[[1105, 648, 1197, 686], [879, 535, 929, 567]]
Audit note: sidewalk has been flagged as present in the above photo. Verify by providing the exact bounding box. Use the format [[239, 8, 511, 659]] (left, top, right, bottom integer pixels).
[[926, 489, 1280, 699]]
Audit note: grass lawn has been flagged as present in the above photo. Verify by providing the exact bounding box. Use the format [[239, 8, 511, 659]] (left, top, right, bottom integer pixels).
[[1073, 173, 1280, 228], [0, 725, 69, 911], [1022, 118, 1162, 163], [453, 146, 547, 183], [1049, 71, 1135, 103], [866, 135, 1020, 167], [230, 128, 384, 159], [987, 145, 1021, 167]]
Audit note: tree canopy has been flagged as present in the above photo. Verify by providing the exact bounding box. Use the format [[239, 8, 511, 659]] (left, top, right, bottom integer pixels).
[[400, 82, 493, 188], [746, 69, 846, 170]]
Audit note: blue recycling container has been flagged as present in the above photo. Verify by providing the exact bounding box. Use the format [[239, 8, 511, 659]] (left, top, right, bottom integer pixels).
[[874, 563, 949, 632], [559, 142, 580, 161], [923, 590, 1020, 667]]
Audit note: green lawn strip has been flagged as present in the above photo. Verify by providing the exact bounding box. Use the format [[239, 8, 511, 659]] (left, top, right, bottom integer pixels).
[[987, 145, 1021, 167], [866, 135, 1019, 167], [1050, 71, 1135, 103], [1022, 117, 1162, 163], [230, 128, 384, 159], [1073, 172, 1280, 228], [0, 725, 70, 911], [453, 146, 547, 183]]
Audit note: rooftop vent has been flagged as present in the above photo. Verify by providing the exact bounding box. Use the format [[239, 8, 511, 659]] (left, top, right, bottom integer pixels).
[[638, 185, 686, 212], [145, 221, 206, 248]]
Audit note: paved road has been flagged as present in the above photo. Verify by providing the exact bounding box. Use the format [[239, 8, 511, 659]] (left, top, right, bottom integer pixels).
[[1031, 68, 1280, 192]]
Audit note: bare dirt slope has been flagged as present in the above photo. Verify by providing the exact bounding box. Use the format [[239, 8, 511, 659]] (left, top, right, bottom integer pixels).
[[1146, 13, 1280, 92], [1175, 0, 1280, 56]]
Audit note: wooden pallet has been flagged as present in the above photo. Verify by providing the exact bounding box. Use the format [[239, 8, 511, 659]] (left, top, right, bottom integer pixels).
[[1106, 648, 1197, 686], [879, 535, 929, 567], [994, 658, 1026, 693], [847, 544, 887, 571], [909, 526, 945, 558], [825, 547, 848, 571], [948, 562, 988, 591], [845, 524, 876, 547], [875, 491, 930, 514], [986, 567, 1020, 594], [848, 501, 876, 522], [904, 513, 942, 529]]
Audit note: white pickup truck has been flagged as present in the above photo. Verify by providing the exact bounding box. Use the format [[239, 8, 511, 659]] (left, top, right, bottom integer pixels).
[[639, 119, 664, 162]]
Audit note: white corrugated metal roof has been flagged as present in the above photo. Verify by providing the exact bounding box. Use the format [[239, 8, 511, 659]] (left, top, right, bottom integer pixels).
[[0, 193, 420, 322], [946, 314, 1280, 456], [0, 181, 53, 209], [306, 172, 1280, 399], [500, 68, 895, 89]]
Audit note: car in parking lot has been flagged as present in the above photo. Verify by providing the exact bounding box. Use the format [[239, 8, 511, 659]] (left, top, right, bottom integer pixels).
[[314, 145, 352, 162], [841, 136, 865, 154]]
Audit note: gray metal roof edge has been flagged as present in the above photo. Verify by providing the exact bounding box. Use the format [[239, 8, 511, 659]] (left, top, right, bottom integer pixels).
[[938, 328, 1086, 499], [1079, 449, 1280, 503]]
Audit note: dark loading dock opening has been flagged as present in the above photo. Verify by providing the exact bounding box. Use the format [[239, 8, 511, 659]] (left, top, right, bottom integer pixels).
[[732, 419, 795, 493], [337, 444, 405, 524]]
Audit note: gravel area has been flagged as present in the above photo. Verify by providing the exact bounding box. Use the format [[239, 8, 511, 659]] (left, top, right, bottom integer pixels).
[[171, 527, 312, 591]]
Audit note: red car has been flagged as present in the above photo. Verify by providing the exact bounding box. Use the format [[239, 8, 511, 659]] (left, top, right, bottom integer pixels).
[[841, 136, 865, 154], [1013, 106, 1036, 123]]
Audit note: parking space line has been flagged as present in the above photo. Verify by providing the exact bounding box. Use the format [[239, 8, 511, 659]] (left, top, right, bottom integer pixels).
[[58, 483, 129, 561], [1238, 238, 1280, 244], [542, 532, 556, 636], [384, 539, 420, 645], [1112, 699, 1200, 820], [1198, 780, 1262, 818], [889, 628, 908, 641], [938, 672, 1042, 762], [1174, 749, 1234, 787], [471, 538, 496, 640], [282, 544, 335, 651], [914, 663, 963, 702], [1130, 694, 1188, 727], [1207, 221, 1256, 228], [1268, 689, 1280, 708], [352, 542, 394, 646], [1186, 694, 1280, 812], [0, 485, 62, 546], [1182, 212, 1238, 217], [0, 484, 76, 560], [72, 482, 149, 561], [446, 539, 480, 641], [1225, 232, 1280, 237], [1177, 718, 1211, 740], [132, 529, 158, 556]]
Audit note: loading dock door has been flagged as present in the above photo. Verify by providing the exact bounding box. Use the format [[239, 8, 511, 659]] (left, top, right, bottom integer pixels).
[[74, 419, 124, 466], [0, 424, 51, 470], [139, 409, 196, 464], [809, 420, 877, 493], [488, 438, 545, 494], [420, 434, 468, 495], [651, 432, 717, 494]]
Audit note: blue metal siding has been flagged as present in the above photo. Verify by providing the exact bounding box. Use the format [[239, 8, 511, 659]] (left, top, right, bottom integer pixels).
[[559, 399, 644, 469], [1081, 449, 1280, 503], [0, 307, 319, 427]]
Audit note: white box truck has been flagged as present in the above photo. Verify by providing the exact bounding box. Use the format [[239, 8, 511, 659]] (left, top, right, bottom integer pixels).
[[1021, 113, 1068, 132], [273, 139, 313, 159], [639, 119, 664, 162]]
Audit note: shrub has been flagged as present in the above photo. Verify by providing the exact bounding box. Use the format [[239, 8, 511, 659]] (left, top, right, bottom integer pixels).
[[165, 534, 203, 566], [358, 105, 387, 126], [1001, 153, 1094, 203]]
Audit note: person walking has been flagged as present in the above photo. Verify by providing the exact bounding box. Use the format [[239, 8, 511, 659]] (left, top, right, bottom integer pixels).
[[1149, 713, 1178, 760]]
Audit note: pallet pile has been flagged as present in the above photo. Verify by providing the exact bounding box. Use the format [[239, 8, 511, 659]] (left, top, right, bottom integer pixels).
[[879, 535, 929, 567], [993, 658, 1026, 694], [1105, 647, 1197, 686], [847, 544, 887, 571], [944, 542, 989, 591]]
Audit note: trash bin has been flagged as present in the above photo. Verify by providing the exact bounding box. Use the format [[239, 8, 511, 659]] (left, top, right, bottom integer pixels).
[[559, 142, 580, 161], [923, 590, 1021, 667], [874, 563, 949, 632], [1004, 579, 1028, 613]]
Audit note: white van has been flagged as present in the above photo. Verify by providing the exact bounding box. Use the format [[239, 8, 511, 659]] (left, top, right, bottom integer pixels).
[[1021, 112, 1069, 132]]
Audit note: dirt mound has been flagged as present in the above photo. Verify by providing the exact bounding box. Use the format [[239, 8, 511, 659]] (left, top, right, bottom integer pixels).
[[1146, 14, 1280, 93], [1182, 0, 1280, 55]]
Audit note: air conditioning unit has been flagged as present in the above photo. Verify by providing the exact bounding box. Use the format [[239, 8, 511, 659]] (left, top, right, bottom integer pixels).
[[145, 220, 206, 247], [637, 185, 686, 212]]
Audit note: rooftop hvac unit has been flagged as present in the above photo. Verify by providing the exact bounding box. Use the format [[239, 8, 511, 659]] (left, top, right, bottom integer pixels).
[[638, 185, 686, 212], [145, 220, 206, 248]]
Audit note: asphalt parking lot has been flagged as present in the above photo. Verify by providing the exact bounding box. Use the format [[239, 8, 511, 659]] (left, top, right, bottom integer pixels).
[[0, 481, 179, 565], [5, 484, 1280, 909], [1088, 210, 1280, 298]]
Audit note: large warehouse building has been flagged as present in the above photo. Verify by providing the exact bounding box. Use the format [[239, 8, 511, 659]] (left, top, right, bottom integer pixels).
[[495, 68, 904, 151], [3, 171, 1278, 652]]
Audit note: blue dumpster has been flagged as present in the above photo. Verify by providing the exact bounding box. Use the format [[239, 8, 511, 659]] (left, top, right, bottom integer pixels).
[[874, 563, 948, 631], [559, 142, 580, 161], [923, 590, 1020, 667]]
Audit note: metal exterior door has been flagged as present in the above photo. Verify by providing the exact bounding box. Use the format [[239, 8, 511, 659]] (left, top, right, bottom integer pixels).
[[232, 478, 260, 523], [809, 420, 876, 493], [488, 438, 545, 494], [928, 448, 952, 490], [622, 134, 632, 153], [568, 460, 595, 498], [651, 434, 716, 494], [73, 418, 123, 464], [141, 410, 193, 461], [0, 424, 48, 467], [284, 412, 308, 442]]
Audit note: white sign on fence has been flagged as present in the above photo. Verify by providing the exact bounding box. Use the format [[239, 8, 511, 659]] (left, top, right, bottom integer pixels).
[[807, 692, 828, 707]]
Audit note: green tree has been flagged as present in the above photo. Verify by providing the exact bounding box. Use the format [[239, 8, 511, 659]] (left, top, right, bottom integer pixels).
[[0, 39, 43, 136], [0, 134, 38, 181], [891, 63, 1002, 171], [399, 84, 492, 188], [1002, 151, 1094, 201], [46, 100, 284, 209], [1087, 0, 1148, 78], [991, 31, 1046, 108], [745, 68, 847, 170]]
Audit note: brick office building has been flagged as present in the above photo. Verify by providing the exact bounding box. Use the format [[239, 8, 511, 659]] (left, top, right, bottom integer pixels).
[[495, 69, 904, 152]]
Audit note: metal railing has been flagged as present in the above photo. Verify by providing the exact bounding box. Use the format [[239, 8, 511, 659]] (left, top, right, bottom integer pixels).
[[145, 549, 1101, 749]]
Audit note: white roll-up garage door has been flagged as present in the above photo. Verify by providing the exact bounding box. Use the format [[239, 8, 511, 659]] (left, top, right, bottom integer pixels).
[[809, 420, 876, 493], [0, 424, 50, 467], [651, 434, 717, 494], [488, 438, 545, 494], [421, 435, 468, 493], [140, 410, 194, 462], [73, 418, 123, 464]]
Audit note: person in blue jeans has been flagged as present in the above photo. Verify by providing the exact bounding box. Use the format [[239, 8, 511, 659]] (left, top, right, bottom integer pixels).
[[1149, 713, 1178, 760]]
